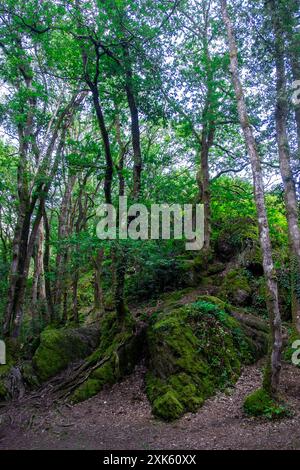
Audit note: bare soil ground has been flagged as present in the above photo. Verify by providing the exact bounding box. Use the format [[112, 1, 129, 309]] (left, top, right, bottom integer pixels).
[[0, 361, 300, 450]]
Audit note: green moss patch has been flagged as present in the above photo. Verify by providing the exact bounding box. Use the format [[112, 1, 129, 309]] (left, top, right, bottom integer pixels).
[[244, 388, 289, 419], [146, 300, 256, 421], [152, 391, 185, 421], [33, 326, 99, 381]]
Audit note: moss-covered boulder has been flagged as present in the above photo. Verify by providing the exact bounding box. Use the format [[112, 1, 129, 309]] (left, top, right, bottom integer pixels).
[[33, 325, 100, 381], [146, 300, 258, 421], [220, 269, 252, 307], [244, 388, 289, 419], [197, 295, 268, 359], [70, 311, 146, 403]]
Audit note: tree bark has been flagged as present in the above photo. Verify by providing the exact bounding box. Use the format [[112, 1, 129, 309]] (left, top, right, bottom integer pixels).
[[220, 0, 282, 394], [32, 219, 46, 308], [71, 270, 79, 325], [54, 175, 76, 321], [285, 0, 300, 154], [196, 122, 215, 252], [269, 0, 300, 333], [42, 206, 55, 322], [115, 110, 126, 197], [90, 85, 114, 205], [93, 248, 105, 316], [123, 45, 142, 201]]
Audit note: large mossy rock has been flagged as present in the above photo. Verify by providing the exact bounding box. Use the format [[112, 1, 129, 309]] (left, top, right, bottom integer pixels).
[[146, 299, 266, 421], [70, 311, 146, 403], [33, 325, 100, 381]]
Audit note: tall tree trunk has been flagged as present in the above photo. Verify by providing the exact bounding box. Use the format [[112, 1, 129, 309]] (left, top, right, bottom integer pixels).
[[90, 85, 113, 205], [114, 108, 129, 321], [220, 0, 282, 394], [54, 175, 76, 320], [43, 206, 55, 322], [286, 0, 300, 154], [270, 0, 300, 333], [3, 205, 31, 337], [32, 219, 46, 308], [93, 248, 105, 316], [123, 46, 142, 200], [112, 244, 127, 321], [71, 270, 79, 325], [115, 110, 126, 197], [196, 123, 215, 252]]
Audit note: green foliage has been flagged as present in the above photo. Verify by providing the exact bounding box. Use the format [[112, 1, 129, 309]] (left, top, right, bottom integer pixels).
[[125, 240, 187, 302], [244, 388, 289, 419]]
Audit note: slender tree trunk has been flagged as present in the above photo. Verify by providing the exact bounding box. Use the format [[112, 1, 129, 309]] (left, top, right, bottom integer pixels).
[[62, 291, 68, 324], [71, 270, 79, 324], [270, 0, 300, 333], [115, 110, 126, 197], [290, 56, 300, 154], [3, 206, 31, 337], [124, 78, 142, 198], [90, 86, 113, 205], [93, 248, 105, 316], [112, 244, 127, 321], [43, 206, 55, 322], [220, 0, 282, 394], [196, 124, 215, 251], [195, 22, 215, 253], [32, 219, 46, 307], [54, 175, 76, 320], [286, 0, 300, 154]]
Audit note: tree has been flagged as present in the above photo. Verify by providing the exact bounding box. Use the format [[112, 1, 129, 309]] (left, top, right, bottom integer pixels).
[[267, 0, 300, 334], [220, 0, 282, 394]]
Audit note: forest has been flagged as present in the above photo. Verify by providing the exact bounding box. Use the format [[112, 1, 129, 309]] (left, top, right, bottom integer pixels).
[[0, 0, 299, 453]]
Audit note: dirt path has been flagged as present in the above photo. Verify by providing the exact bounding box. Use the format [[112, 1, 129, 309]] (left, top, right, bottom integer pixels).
[[0, 362, 300, 450]]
